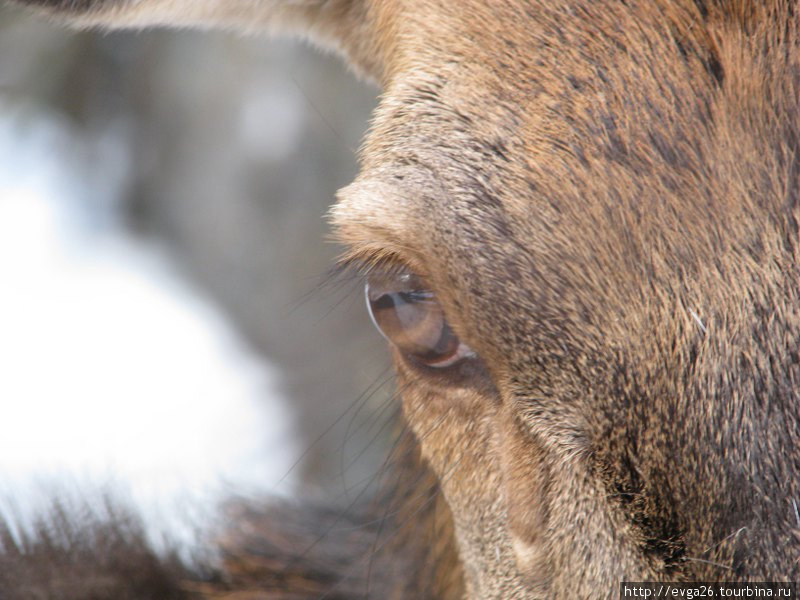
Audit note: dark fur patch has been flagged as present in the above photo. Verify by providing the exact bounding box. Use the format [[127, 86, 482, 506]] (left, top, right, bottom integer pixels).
[[0, 498, 197, 599], [11, 0, 120, 13]]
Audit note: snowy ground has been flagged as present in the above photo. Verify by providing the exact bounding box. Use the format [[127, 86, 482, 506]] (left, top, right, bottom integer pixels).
[[0, 99, 298, 550]]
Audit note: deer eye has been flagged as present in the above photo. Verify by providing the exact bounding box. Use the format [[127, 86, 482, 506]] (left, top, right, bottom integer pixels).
[[365, 271, 474, 368]]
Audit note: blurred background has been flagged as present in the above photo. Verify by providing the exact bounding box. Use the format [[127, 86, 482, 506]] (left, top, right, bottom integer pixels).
[[0, 4, 392, 547]]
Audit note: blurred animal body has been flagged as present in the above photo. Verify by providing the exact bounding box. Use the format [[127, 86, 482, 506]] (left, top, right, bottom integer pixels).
[[4, 0, 800, 598]]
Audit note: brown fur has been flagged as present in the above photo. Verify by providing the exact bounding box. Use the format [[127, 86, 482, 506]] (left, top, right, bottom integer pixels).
[[0, 497, 193, 599], [5, 0, 800, 598]]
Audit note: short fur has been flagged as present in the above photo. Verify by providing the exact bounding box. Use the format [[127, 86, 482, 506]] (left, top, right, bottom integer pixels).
[[5, 0, 800, 598]]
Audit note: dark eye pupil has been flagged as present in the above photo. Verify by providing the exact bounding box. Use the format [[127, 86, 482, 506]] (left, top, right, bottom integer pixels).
[[366, 277, 463, 367]]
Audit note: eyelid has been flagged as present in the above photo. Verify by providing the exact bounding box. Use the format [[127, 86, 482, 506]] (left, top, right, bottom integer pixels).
[[336, 248, 430, 282]]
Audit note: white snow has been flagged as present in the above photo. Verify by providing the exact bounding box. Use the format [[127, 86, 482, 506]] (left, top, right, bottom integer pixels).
[[0, 100, 297, 550]]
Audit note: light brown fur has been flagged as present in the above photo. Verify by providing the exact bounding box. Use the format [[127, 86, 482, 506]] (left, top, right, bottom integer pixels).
[[6, 0, 800, 598]]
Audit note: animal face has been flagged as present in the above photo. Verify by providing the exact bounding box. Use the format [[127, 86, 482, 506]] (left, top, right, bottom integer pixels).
[[9, 0, 800, 597]]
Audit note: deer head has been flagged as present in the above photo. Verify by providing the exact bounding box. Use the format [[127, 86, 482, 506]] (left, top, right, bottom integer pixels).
[[9, 0, 800, 598]]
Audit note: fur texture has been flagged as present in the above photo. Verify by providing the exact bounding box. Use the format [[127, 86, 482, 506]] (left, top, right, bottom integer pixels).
[[0, 498, 193, 599], [5, 0, 800, 598]]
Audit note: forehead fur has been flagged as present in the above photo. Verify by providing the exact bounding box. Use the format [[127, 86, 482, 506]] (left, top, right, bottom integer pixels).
[[338, 0, 798, 352]]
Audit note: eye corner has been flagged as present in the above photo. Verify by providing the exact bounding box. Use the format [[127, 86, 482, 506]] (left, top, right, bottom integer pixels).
[[421, 341, 478, 369]]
